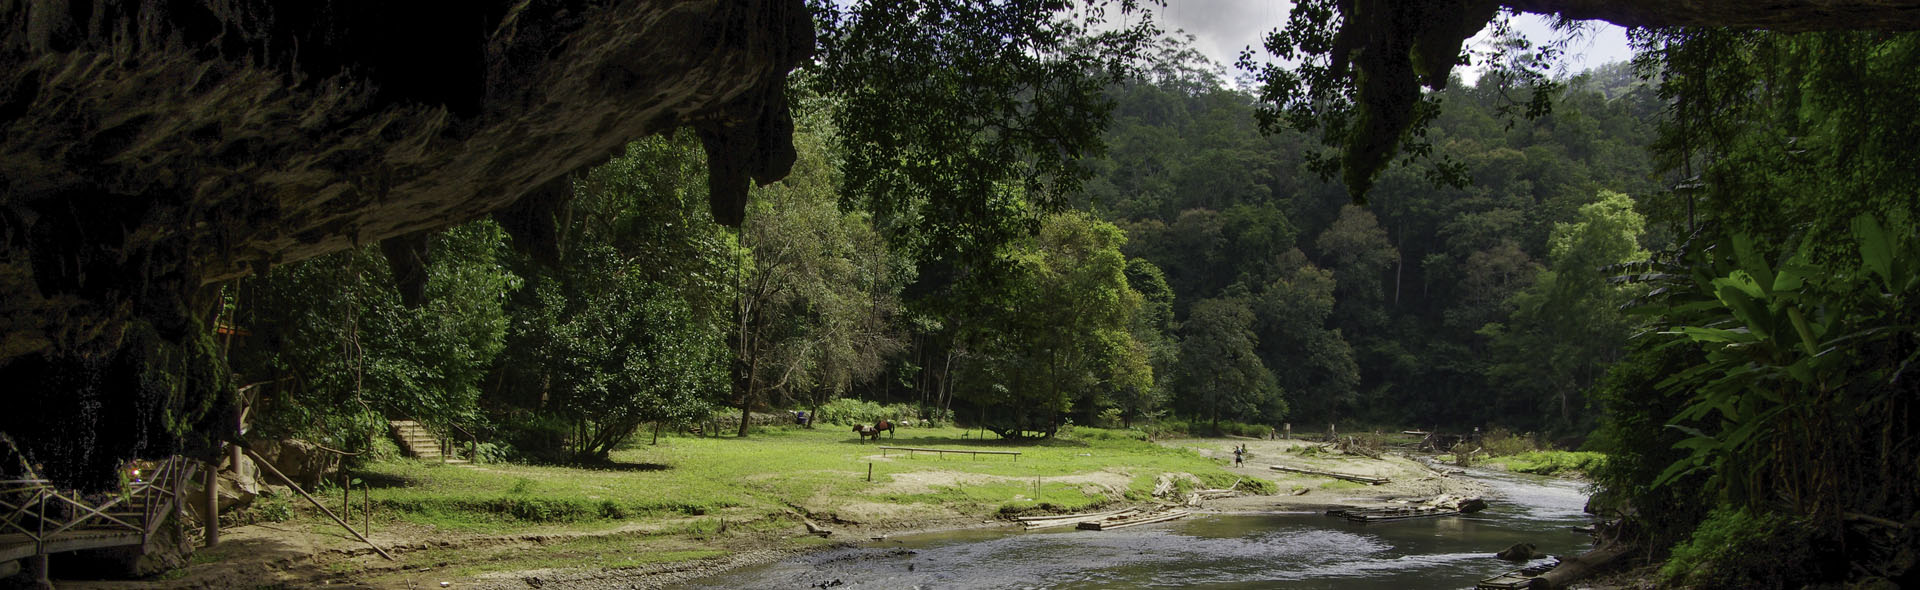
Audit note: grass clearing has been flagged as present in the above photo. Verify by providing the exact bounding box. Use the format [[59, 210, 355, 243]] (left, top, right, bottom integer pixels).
[[276, 426, 1264, 585], [343, 426, 1252, 536]]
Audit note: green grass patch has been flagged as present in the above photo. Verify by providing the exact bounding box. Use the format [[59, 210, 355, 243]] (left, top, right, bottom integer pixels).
[[1487, 451, 1606, 477], [350, 426, 1260, 534]]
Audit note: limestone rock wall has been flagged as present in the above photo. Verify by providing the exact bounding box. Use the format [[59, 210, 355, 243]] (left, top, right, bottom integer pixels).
[[0, 0, 810, 489]]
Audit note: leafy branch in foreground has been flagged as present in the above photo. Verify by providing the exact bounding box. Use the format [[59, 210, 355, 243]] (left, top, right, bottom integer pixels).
[[1646, 215, 1918, 566], [808, 0, 1161, 273]]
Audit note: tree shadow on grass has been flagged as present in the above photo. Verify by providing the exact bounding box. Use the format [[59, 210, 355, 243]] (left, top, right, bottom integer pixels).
[[843, 434, 1092, 448], [351, 470, 416, 489], [571, 459, 670, 472]]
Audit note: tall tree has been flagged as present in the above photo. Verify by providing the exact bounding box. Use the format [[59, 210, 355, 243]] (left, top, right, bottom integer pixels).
[[1251, 251, 1358, 424], [1482, 190, 1647, 432], [953, 211, 1151, 438], [734, 109, 906, 435], [493, 132, 735, 460], [1118, 258, 1178, 426], [1174, 297, 1285, 429]]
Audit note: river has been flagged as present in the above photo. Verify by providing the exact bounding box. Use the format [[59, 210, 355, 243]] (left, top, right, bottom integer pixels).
[[669, 468, 1594, 589]]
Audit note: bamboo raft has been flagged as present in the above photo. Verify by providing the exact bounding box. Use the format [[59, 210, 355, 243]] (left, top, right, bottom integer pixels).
[[1076, 509, 1191, 531], [1014, 508, 1144, 531], [1325, 505, 1460, 522], [1476, 563, 1556, 589], [1269, 464, 1391, 485]]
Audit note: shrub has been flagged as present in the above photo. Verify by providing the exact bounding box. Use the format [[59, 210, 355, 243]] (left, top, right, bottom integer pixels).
[[255, 497, 294, 522], [1479, 428, 1542, 457], [1216, 422, 1273, 438], [1501, 451, 1606, 477], [1142, 419, 1189, 439], [1069, 428, 1149, 442], [364, 435, 403, 463], [1661, 507, 1823, 589], [814, 399, 923, 426], [473, 442, 515, 464]]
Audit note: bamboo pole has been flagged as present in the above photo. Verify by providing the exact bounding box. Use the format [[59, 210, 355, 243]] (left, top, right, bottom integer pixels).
[[203, 460, 219, 547], [1267, 464, 1390, 485], [243, 447, 394, 560]]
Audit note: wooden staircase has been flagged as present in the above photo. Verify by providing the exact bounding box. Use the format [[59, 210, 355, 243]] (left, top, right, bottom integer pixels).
[[389, 420, 467, 464]]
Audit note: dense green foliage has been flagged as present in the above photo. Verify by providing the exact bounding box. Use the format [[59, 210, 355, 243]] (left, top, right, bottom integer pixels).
[[492, 134, 735, 461], [234, 222, 517, 452], [1088, 63, 1661, 433], [734, 110, 905, 435], [1584, 29, 1920, 587], [953, 212, 1152, 438]]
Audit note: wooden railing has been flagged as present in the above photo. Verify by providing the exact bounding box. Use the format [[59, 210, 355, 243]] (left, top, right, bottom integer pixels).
[[0, 455, 195, 548]]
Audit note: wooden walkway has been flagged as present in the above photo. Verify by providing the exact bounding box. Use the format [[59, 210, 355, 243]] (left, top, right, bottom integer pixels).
[[0, 530, 144, 563], [1, 456, 194, 582]]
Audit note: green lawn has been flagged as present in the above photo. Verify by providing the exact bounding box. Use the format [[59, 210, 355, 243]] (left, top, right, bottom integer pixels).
[[348, 425, 1261, 534]]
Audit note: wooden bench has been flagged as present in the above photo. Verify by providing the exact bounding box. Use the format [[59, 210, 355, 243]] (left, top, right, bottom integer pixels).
[[877, 446, 1020, 460]]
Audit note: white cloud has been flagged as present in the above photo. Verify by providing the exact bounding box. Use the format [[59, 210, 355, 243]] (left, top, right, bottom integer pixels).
[[1153, 1, 1634, 83]]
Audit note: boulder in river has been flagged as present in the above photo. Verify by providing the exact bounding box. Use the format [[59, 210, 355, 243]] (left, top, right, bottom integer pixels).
[[1496, 542, 1540, 561], [1425, 493, 1488, 513]]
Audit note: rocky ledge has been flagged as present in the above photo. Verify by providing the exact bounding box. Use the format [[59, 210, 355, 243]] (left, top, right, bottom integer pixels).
[[0, 0, 810, 489]]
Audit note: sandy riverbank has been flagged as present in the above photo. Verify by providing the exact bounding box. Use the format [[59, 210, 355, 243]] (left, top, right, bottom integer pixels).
[[1167, 437, 1490, 511]]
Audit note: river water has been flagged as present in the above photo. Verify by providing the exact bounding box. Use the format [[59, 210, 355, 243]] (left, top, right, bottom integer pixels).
[[670, 468, 1594, 590]]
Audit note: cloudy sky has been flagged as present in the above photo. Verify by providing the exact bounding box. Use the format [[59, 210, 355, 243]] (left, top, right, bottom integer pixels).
[[1149, 0, 1636, 82]]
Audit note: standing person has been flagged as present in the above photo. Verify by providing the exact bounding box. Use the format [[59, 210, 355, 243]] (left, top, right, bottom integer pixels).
[[1233, 445, 1245, 467]]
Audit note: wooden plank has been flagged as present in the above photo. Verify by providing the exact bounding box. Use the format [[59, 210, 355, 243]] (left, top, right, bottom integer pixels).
[[1326, 506, 1459, 522], [1014, 507, 1136, 523], [1077, 510, 1190, 531], [1267, 464, 1390, 485], [1477, 562, 1559, 589], [1021, 509, 1143, 530], [875, 447, 1021, 457]]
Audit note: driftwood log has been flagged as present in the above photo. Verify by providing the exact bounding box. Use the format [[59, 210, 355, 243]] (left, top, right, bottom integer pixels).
[[1531, 541, 1636, 589]]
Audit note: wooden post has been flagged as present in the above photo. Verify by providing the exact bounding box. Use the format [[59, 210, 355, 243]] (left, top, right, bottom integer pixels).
[[203, 459, 220, 547], [172, 460, 187, 542], [229, 403, 243, 479], [1284, 423, 1291, 440], [30, 550, 50, 590], [244, 447, 394, 560], [364, 482, 371, 537], [866, 463, 873, 482]]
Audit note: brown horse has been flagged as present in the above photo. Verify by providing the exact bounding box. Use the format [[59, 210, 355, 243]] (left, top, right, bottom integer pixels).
[[853, 419, 894, 442]]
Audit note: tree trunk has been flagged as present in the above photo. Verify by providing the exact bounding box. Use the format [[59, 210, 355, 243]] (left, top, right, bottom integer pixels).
[[1393, 234, 1403, 306], [737, 398, 752, 438], [1532, 541, 1634, 589]]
